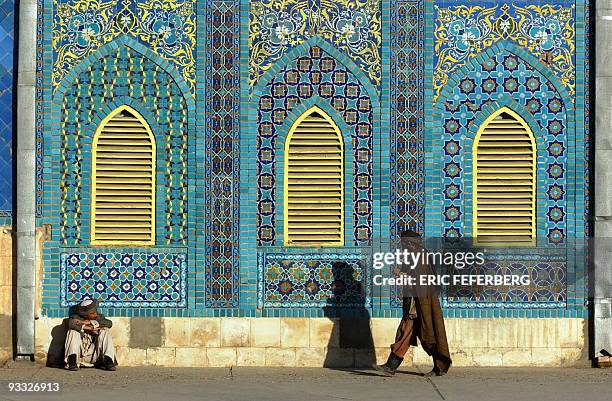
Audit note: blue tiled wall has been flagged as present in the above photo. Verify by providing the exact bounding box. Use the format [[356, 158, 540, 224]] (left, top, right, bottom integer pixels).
[[36, 0, 591, 319], [0, 0, 13, 221]]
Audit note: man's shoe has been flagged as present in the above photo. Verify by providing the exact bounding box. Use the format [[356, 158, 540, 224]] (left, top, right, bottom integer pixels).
[[372, 353, 403, 376], [423, 369, 446, 377], [103, 356, 116, 371], [67, 354, 79, 371]]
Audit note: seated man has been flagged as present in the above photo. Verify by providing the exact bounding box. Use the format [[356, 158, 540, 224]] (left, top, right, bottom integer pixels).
[[64, 299, 117, 371]]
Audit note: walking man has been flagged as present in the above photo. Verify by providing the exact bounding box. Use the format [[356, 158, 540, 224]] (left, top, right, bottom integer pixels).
[[64, 299, 117, 371], [374, 230, 452, 377]]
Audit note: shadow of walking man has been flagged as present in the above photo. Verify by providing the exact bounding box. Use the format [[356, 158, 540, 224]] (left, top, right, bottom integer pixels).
[[322, 261, 375, 368]]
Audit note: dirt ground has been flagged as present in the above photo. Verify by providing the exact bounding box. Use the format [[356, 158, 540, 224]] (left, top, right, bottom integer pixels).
[[0, 361, 610, 401]]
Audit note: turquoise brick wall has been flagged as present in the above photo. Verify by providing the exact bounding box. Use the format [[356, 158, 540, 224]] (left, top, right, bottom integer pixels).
[[35, 0, 591, 319]]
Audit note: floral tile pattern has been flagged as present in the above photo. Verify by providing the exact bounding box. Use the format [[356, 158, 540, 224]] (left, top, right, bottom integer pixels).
[[434, 3, 575, 101], [204, 0, 241, 307], [249, 0, 381, 88], [53, 0, 196, 90]]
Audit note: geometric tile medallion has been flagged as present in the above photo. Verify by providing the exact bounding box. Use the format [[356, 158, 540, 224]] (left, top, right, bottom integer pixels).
[[61, 250, 187, 308]]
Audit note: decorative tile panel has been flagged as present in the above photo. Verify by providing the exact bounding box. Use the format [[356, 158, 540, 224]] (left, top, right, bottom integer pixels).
[[36, 0, 44, 218], [443, 254, 567, 309], [249, 0, 381, 88], [59, 43, 189, 246], [583, 0, 591, 237], [390, 0, 424, 237], [204, 0, 240, 307], [434, 2, 575, 101], [33, 0, 590, 317], [53, 0, 196, 90], [258, 252, 370, 308], [439, 49, 567, 242], [61, 249, 187, 307], [255, 45, 373, 246], [390, 245, 569, 309]]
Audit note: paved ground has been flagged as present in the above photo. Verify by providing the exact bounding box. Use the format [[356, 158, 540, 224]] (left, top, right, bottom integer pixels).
[[0, 361, 610, 401]]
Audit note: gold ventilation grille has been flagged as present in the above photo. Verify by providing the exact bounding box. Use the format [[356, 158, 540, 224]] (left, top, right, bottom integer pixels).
[[92, 107, 155, 245], [474, 108, 536, 243], [285, 108, 344, 246]]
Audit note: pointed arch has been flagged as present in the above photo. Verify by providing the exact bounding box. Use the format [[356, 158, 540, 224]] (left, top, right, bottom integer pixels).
[[435, 41, 573, 114], [53, 36, 194, 107], [91, 105, 156, 245], [284, 106, 344, 246], [473, 107, 536, 243]]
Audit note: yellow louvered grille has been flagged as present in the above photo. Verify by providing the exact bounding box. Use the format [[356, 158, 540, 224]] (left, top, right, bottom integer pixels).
[[474, 109, 536, 244], [285, 109, 344, 246], [92, 108, 155, 245]]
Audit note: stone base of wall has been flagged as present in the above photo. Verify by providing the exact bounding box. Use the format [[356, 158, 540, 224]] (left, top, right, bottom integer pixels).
[[0, 225, 591, 368], [0, 227, 14, 366], [0, 226, 48, 366], [33, 317, 588, 368]]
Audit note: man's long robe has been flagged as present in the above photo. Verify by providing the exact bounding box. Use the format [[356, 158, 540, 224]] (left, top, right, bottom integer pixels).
[[391, 237, 452, 373]]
